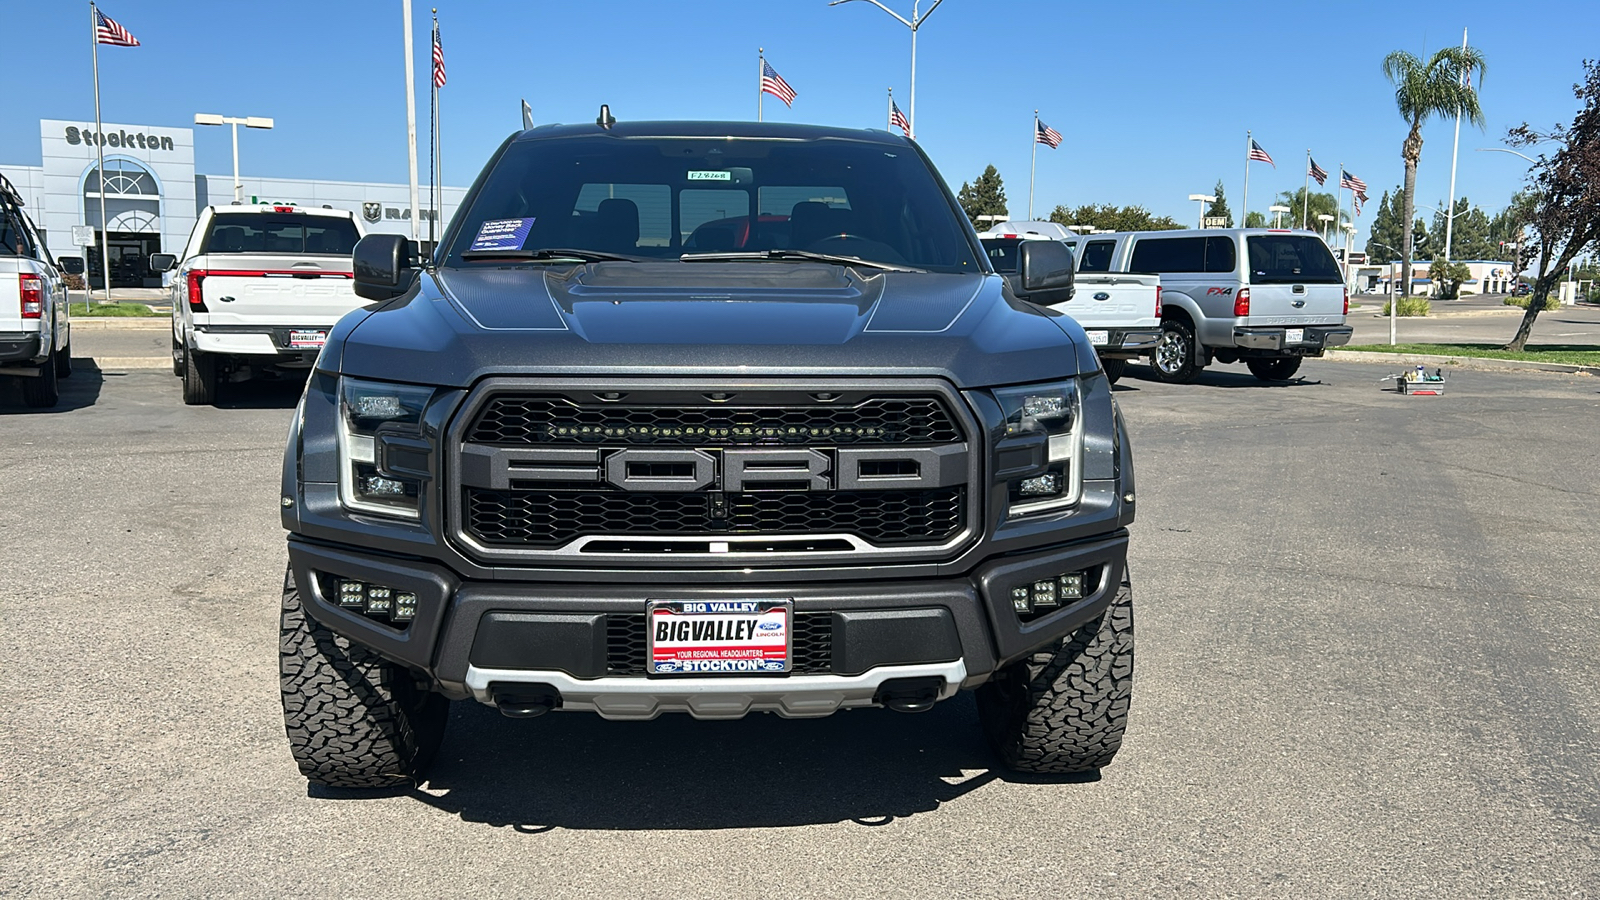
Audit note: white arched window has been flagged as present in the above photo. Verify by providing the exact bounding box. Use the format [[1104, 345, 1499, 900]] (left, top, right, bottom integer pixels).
[[84, 158, 159, 197]]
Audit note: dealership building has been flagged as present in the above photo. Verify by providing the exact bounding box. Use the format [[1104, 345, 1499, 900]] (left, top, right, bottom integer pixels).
[[0, 119, 466, 287]]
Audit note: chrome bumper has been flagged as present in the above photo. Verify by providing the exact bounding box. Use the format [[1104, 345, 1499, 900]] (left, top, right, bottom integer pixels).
[[1232, 325, 1353, 351]]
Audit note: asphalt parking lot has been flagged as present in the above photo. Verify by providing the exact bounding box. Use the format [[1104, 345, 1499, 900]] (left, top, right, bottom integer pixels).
[[2, 357, 1598, 898]]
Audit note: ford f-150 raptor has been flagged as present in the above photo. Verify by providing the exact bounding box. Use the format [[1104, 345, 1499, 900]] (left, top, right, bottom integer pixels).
[[278, 119, 1137, 788]]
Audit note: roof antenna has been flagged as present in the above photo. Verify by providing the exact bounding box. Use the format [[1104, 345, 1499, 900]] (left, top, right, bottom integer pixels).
[[597, 104, 616, 130]]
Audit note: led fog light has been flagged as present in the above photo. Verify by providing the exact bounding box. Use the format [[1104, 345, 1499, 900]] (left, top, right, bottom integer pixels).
[[393, 592, 418, 623], [1031, 579, 1058, 608], [1058, 572, 1085, 600], [364, 586, 393, 616], [1010, 586, 1032, 613], [337, 579, 365, 608]]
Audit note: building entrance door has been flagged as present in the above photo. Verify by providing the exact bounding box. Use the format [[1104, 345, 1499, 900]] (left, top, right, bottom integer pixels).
[[88, 231, 162, 289]]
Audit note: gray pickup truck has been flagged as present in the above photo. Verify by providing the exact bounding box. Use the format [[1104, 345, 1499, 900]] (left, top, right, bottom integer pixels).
[[1086, 228, 1352, 383], [277, 119, 1138, 788]]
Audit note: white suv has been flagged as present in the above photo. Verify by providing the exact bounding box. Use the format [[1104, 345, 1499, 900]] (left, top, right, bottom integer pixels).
[[154, 205, 367, 404]]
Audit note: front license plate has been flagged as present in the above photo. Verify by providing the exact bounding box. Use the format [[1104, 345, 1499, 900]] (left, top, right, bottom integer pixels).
[[648, 600, 791, 675], [288, 330, 327, 349], [1085, 330, 1109, 346], [1284, 328, 1305, 345]]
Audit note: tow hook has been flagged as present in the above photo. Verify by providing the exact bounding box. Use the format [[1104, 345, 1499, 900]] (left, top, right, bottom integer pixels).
[[874, 676, 945, 713], [490, 683, 562, 718]]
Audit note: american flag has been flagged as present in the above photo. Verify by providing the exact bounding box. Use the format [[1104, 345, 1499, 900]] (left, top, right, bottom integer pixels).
[[1036, 119, 1063, 149], [1248, 139, 1275, 167], [889, 100, 910, 137], [1339, 169, 1367, 194], [1353, 189, 1369, 216], [1308, 156, 1328, 186], [94, 8, 140, 47], [432, 24, 446, 88], [761, 60, 796, 107]]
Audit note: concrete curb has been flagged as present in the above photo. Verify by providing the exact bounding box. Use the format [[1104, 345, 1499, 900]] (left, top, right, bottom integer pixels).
[[69, 318, 168, 330], [1325, 349, 1600, 376], [89, 356, 170, 370]]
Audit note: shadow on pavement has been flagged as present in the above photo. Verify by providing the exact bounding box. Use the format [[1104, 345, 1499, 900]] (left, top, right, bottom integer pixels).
[[1125, 363, 1325, 389], [215, 374, 308, 410], [0, 357, 106, 413], [313, 694, 1098, 830]]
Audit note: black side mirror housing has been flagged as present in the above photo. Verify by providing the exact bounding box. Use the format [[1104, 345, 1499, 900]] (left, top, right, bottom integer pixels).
[[60, 256, 85, 275], [148, 253, 177, 273], [353, 234, 417, 301], [1017, 240, 1075, 304]]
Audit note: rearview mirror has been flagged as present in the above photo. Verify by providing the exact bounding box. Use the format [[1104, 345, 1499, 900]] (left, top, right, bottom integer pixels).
[[353, 234, 417, 301], [1016, 240, 1075, 304], [149, 253, 177, 273], [60, 256, 85, 275]]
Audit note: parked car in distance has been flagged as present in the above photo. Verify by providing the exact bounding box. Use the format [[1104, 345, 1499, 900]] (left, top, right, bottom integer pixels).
[[1083, 228, 1352, 383], [0, 174, 71, 408], [980, 230, 1160, 384], [154, 205, 367, 405]]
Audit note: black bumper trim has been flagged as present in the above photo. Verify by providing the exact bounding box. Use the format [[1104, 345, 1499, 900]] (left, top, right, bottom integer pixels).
[[0, 334, 43, 364]]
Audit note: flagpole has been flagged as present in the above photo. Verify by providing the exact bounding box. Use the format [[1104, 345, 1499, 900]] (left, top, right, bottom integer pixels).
[[1302, 150, 1311, 229], [1029, 110, 1039, 221], [1443, 26, 1467, 264], [89, 2, 111, 303], [402, 0, 420, 242], [1335, 161, 1344, 245], [1241, 130, 1251, 228], [757, 48, 764, 122], [429, 12, 438, 251], [886, 87, 893, 131]]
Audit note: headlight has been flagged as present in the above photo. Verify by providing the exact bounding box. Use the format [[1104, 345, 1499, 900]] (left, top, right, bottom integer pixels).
[[337, 377, 435, 518], [992, 380, 1082, 515]]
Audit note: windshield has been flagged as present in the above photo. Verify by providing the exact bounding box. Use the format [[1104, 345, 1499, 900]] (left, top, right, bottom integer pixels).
[[201, 215, 360, 256], [445, 134, 981, 273], [1246, 234, 1343, 284]]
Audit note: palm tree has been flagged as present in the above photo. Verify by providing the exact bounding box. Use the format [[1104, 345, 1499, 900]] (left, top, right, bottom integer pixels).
[[1382, 46, 1487, 295]]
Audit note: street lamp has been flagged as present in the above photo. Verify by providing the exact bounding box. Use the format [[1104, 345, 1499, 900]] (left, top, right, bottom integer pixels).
[[1475, 147, 1538, 164], [828, 0, 945, 139], [1317, 213, 1335, 242], [195, 113, 275, 204], [1189, 193, 1215, 229], [1268, 204, 1290, 228]]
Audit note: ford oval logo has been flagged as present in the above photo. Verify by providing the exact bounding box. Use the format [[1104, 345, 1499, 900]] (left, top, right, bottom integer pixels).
[[757, 621, 782, 631], [1093, 292, 1111, 301]]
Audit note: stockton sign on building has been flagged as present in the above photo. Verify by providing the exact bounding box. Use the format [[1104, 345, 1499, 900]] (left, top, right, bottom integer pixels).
[[0, 117, 466, 284]]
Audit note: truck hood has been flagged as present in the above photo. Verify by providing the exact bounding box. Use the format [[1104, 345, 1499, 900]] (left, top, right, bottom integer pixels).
[[335, 261, 1094, 389]]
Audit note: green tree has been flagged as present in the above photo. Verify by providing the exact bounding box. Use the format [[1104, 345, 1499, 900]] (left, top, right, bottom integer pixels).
[[1432, 198, 1495, 260], [1487, 189, 1538, 253], [1278, 188, 1340, 231], [1244, 211, 1267, 227], [1432, 259, 1472, 299], [1411, 217, 1433, 261], [1047, 204, 1183, 232], [1205, 180, 1233, 227], [1382, 44, 1488, 294], [957, 165, 1008, 229], [1365, 188, 1407, 260]]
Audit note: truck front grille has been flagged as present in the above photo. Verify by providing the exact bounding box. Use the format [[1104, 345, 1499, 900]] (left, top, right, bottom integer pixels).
[[605, 613, 834, 675], [449, 385, 976, 560]]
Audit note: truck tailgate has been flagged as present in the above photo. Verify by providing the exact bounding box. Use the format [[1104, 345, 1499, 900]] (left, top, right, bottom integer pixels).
[[1045, 273, 1160, 330], [0, 270, 21, 332], [1242, 233, 1346, 325], [195, 256, 358, 326]]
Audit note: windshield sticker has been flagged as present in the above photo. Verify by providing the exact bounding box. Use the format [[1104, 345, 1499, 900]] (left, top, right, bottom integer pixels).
[[687, 170, 732, 182], [469, 217, 536, 252]]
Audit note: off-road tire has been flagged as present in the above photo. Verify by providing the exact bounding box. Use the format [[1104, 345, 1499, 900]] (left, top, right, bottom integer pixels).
[[182, 348, 217, 406], [54, 338, 73, 378], [279, 566, 448, 788], [20, 357, 60, 408], [1101, 358, 1127, 384], [1246, 357, 1302, 382], [1150, 319, 1202, 384], [978, 575, 1134, 774]]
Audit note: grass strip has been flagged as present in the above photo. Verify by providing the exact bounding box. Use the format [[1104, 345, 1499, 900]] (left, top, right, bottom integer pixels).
[[1343, 343, 1600, 366], [70, 302, 160, 317]]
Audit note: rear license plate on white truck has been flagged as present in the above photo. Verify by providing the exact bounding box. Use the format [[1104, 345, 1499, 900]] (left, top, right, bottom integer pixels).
[[1085, 330, 1109, 346], [288, 330, 327, 349], [1285, 328, 1304, 345], [648, 600, 791, 674]]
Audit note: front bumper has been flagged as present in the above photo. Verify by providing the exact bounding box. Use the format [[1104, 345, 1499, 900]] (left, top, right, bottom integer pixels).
[[286, 530, 1129, 718], [1232, 324, 1353, 354], [0, 332, 43, 365]]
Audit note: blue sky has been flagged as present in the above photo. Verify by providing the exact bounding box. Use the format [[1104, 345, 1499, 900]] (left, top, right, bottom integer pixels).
[[5, 0, 1593, 246]]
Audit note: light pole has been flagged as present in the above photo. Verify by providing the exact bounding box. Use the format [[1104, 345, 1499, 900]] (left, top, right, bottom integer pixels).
[[1317, 213, 1335, 243], [1475, 147, 1538, 164], [1189, 193, 1215, 229], [1269, 204, 1290, 228], [195, 113, 274, 204], [1370, 239, 1403, 345], [828, 0, 945, 139]]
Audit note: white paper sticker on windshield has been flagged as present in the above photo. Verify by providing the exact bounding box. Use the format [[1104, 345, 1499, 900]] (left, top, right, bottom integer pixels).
[[469, 217, 535, 252], [687, 170, 732, 182]]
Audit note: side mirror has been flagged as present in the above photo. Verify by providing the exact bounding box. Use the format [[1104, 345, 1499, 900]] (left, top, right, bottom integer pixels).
[[149, 253, 177, 273], [1016, 240, 1075, 304], [60, 256, 85, 275], [353, 234, 417, 301]]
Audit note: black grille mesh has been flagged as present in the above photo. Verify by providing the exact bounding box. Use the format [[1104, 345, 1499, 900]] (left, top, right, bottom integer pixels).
[[605, 612, 834, 676], [466, 487, 964, 547], [468, 396, 960, 446]]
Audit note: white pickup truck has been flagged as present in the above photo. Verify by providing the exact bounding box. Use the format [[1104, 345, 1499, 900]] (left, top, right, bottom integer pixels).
[[154, 205, 366, 405], [980, 224, 1160, 383], [0, 174, 71, 408]]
